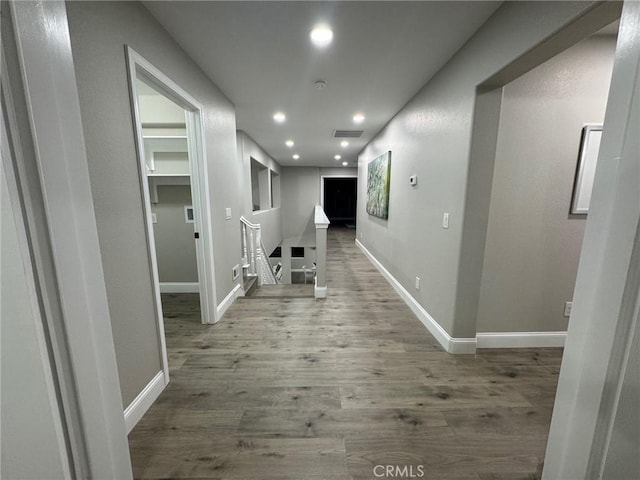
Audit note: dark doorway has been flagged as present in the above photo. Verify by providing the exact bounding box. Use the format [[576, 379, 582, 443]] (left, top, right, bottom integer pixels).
[[323, 177, 357, 227]]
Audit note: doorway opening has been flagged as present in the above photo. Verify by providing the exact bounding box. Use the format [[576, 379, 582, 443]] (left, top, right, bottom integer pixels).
[[459, 14, 621, 477], [321, 176, 357, 228], [469, 22, 618, 345], [126, 48, 219, 384]]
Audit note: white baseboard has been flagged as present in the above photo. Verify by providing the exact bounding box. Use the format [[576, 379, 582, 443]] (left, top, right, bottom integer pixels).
[[159, 282, 199, 293], [314, 285, 327, 299], [355, 239, 476, 354], [124, 370, 166, 433], [476, 331, 566, 348], [448, 337, 478, 354], [217, 283, 242, 319]]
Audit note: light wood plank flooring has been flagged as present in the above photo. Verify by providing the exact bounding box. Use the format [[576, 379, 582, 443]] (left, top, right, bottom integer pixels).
[[129, 227, 562, 479]]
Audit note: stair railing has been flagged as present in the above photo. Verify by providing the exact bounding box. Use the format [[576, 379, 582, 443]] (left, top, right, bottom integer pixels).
[[240, 216, 278, 286]]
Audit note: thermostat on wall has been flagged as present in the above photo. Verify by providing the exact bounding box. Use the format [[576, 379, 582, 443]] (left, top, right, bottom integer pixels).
[[409, 175, 418, 186]]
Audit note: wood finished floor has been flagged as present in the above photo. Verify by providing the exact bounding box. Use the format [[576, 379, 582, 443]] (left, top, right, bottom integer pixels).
[[129, 227, 562, 480]]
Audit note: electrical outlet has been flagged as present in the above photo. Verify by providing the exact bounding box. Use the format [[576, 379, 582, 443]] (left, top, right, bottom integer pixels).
[[360, 232, 364, 239], [232, 264, 240, 280], [415, 277, 420, 290], [442, 213, 450, 229], [564, 301, 573, 317], [225, 207, 232, 220]]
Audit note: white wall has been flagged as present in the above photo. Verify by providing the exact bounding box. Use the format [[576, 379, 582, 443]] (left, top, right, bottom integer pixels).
[[477, 35, 616, 333], [237, 131, 282, 255], [137, 89, 185, 125], [152, 186, 198, 283], [282, 167, 321, 242], [66, 1, 242, 407], [357, 1, 616, 339]]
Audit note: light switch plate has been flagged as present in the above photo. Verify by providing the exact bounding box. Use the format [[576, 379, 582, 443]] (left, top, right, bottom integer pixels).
[[564, 301, 573, 317], [443, 213, 450, 229], [225, 207, 232, 220]]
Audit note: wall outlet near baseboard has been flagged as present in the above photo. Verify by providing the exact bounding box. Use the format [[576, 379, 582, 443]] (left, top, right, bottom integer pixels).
[[415, 276, 420, 290], [232, 264, 240, 280], [563, 301, 573, 317]]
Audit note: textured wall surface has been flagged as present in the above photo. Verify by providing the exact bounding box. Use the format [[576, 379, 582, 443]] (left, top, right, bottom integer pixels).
[[477, 35, 616, 333], [237, 131, 283, 255], [67, 1, 240, 406], [152, 186, 198, 283], [357, 1, 603, 338]]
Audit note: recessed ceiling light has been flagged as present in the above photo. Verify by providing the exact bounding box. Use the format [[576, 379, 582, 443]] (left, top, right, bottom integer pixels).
[[273, 112, 286, 123], [285, 140, 294, 148], [342, 161, 349, 166], [292, 154, 300, 160], [310, 25, 333, 48], [314, 80, 328, 90], [340, 140, 349, 148], [334, 154, 342, 160], [353, 113, 365, 124]]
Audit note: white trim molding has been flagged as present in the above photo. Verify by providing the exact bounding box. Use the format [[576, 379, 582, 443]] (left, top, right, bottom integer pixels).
[[5, 2, 133, 475], [477, 331, 566, 349], [216, 283, 242, 320], [126, 46, 219, 330], [123, 371, 166, 434], [159, 282, 199, 293], [314, 285, 327, 299], [320, 173, 358, 209], [356, 239, 476, 354]]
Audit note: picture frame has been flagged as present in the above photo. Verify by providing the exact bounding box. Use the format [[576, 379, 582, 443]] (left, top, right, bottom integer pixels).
[[366, 151, 392, 219], [570, 125, 602, 215]]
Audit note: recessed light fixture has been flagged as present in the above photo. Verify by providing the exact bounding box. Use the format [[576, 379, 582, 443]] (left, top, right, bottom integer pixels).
[[273, 112, 286, 123], [334, 154, 342, 160], [292, 154, 300, 160], [310, 25, 333, 48], [285, 140, 294, 148], [314, 80, 328, 90], [340, 140, 349, 148], [353, 113, 365, 124], [342, 161, 349, 166]]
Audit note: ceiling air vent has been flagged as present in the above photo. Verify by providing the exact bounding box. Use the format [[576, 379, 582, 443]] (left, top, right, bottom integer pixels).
[[333, 130, 364, 138]]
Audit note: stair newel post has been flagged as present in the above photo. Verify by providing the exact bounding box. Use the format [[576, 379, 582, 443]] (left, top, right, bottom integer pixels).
[[241, 222, 248, 267], [314, 205, 330, 298], [249, 228, 256, 276], [256, 227, 263, 287]]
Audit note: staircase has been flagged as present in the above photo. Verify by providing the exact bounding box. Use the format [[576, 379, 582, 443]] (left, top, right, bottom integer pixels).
[[240, 216, 278, 296]]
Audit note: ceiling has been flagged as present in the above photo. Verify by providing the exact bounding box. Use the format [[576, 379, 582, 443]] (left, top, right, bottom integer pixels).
[[144, 1, 502, 167]]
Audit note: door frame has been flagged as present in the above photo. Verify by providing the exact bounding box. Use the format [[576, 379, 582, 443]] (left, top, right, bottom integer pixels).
[[320, 173, 358, 210], [125, 49, 219, 367], [544, 2, 640, 476], [2, 1, 132, 476]]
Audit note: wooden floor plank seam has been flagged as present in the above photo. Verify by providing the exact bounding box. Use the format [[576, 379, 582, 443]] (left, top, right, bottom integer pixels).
[[129, 227, 562, 479]]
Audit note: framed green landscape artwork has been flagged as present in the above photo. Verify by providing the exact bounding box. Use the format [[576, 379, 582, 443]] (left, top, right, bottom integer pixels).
[[366, 151, 391, 219]]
